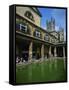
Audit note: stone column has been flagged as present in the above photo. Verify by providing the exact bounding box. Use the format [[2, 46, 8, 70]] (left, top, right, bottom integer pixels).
[[54, 47, 57, 57], [49, 46, 51, 57], [54, 47, 57, 69], [28, 41, 33, 62], [63, 46, 65, 58], [63, 46, 66, 70], [42, 32, 45, 40], [29, 25, 34, 36], [41, 44, 44, 60]]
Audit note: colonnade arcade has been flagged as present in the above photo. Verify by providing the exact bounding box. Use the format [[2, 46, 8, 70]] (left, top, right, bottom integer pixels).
[[16, 37, 66, 62]]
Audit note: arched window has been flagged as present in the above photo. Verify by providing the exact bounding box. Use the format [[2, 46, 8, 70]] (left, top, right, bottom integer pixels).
[[24, 11, 34, 21]]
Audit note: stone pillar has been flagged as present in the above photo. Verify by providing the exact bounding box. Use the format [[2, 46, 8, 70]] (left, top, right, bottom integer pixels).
[[54, 47, 57, 57], [41, 44, 44, 60], [49, 46, 51, 57], [63, 46, 66, 70], [42, 32, 45, 40], [28, 41, 33, 62], [29, 25, 34, 36], [54, 47, 57, 69], [63, 46, 65, 58]]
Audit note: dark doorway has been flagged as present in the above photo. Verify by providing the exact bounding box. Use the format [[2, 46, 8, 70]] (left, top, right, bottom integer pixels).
[[16, 39, 30, 62], [57, 47, 63, 57]]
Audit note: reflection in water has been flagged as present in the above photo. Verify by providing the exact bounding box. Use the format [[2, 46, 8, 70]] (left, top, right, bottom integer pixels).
[[16, 58, 66, 83], [28, 64, 32, 81], [54, 58, 57, 70], [49, 58, 52, 72], [41, 62, 44, 79], [63, 57, 66, 70]]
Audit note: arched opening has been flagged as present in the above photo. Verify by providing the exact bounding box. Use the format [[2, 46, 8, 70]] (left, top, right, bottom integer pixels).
[[24, 11, 34, 21]]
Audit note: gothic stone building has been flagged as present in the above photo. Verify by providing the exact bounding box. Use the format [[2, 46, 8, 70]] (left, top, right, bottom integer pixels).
[[16, 6, 66, 62]]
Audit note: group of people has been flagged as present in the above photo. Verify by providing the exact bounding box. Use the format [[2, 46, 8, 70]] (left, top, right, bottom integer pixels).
[[16, 55, 28, 63]]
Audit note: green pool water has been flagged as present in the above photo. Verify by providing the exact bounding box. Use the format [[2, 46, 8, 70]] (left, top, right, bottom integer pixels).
[[16, 59, 67, 84]]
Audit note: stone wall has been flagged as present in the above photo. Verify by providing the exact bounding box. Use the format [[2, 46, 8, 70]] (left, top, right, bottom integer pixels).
[[59, 30, 64, 42], [16, 6, 41, 26]]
